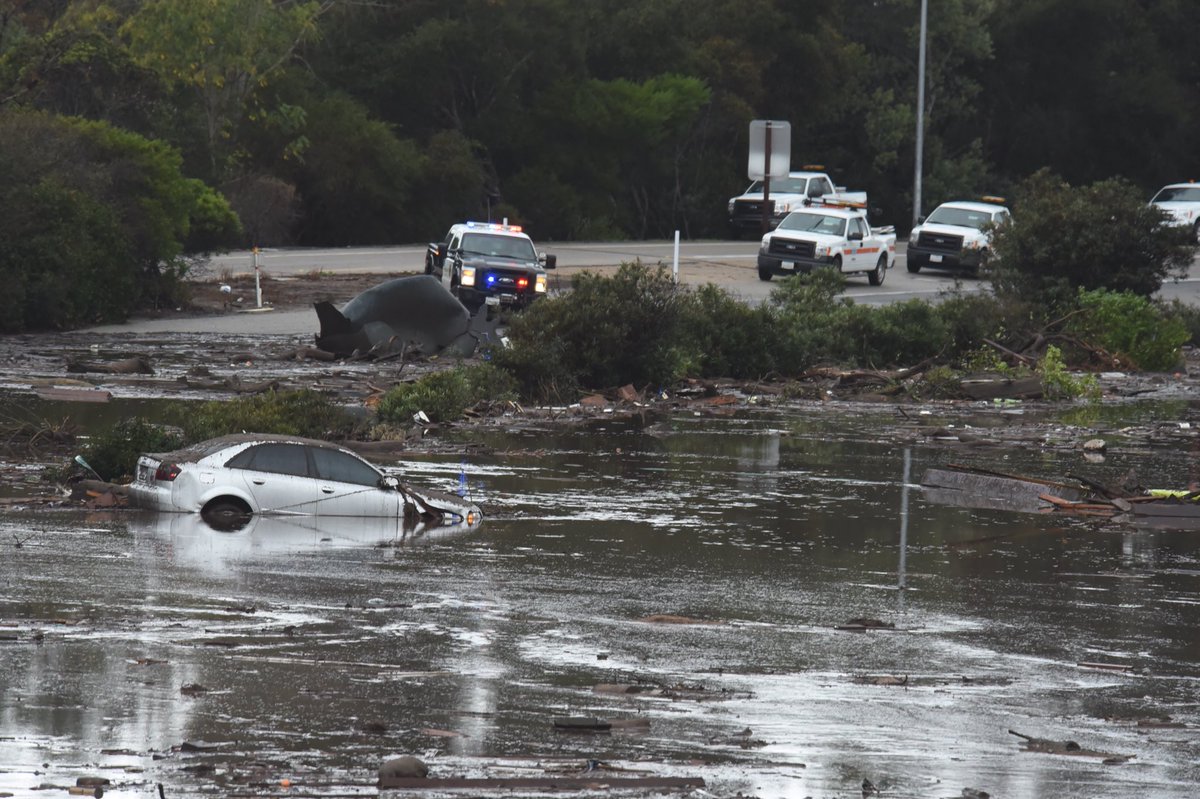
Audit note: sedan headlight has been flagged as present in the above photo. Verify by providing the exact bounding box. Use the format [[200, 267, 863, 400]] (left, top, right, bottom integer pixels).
[[461, 266, 476, 287]]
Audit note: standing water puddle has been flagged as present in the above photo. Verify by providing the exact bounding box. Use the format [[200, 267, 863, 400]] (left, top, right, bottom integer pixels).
[[2, 407, 1199, 797]]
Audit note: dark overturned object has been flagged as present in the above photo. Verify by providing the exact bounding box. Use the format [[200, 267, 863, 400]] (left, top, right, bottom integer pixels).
[[314, 275, 499, 358]]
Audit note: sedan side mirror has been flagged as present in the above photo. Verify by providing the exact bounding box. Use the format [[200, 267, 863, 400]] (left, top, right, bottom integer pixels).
[[543, 253, 557, 269]]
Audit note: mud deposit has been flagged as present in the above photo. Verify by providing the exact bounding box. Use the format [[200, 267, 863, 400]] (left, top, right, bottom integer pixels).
[[3, 403, 1200, 798]]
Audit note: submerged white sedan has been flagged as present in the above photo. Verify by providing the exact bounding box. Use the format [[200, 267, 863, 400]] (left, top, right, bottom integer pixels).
[[128, 434, 481, 527]]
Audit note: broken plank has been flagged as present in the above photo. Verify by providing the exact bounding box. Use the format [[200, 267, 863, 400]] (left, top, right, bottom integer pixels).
[[378, 776, 704, 790], [35, 387, 111, 403], [1078, 662, 1135, 673]]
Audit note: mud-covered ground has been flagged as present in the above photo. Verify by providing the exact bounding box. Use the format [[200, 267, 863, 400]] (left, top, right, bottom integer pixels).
[[4, 274, 1200, 798], [2, 267, 1200, 504]]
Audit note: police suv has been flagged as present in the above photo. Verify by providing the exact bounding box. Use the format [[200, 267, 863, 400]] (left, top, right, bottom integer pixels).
[[426, 221, 556, 309]]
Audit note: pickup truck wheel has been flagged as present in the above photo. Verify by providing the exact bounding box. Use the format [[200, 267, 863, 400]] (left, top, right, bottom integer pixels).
[[906, 259, 921, 274], [757, 266, 773, 281], [868, 254, 887, 286], [831, 255, 842, 272], [424, 258, 433, 275]]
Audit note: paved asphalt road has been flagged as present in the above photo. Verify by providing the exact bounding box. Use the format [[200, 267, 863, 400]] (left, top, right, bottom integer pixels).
[[85, 240, 1200, 335]]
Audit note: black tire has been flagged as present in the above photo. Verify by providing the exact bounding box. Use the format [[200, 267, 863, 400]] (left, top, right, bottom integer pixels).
[[424, 257, 434, 275], [907, 258, 921, 274], [868, 254, 887, 286], [758, 266, 773, 281], [831, 255, 842, 272], [201, 497, 252, 531]]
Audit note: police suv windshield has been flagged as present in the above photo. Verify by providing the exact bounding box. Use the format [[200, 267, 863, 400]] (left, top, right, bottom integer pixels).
[[1152, 186, 1200, 203], [776, 212, 846, 236], [461, 233, 537, 260], [925, 206, 993, 229]]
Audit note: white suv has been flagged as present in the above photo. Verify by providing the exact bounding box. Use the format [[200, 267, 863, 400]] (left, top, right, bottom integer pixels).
[[1150, 182, 1200, 244]]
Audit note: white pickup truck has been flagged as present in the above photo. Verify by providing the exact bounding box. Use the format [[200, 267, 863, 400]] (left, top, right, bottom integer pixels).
[[907, 197, 1010, 275], [1150, 182, 1200, 244], [728, 168, 867, 237], [756, 200, 896, 285]]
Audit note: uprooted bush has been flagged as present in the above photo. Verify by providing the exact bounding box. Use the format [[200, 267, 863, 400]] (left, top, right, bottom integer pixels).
[[376, 363, 518, 424], [82, 417, 185, 482], [1063, 288, 1189, 371], [174, 389, 356, 442]]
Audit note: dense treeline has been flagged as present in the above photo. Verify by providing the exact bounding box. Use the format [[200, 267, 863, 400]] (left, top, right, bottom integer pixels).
[[2, 0, 1197, 254]]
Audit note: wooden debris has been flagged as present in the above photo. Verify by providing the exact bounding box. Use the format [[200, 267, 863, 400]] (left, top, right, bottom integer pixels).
[[379, 776, 705, 791], [637, 614, 720, 625], [553, 717, 611, 731], [34, 387, 112, 403], [958, 374, 1043, 400], [836, 618, 895, 632], [1008, 729, 1132, 761], [66, 356, 154, 375], [1077, 661, 1135, 673]]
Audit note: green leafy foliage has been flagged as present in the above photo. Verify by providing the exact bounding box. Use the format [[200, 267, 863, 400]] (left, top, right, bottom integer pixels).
[[495, 264, 991, 401], [376, 364, 518, 424], [990, 169, 1194, 305], [175, 390, 355, 442], [496, 262, 692, 396], [1065, 289, 1189, 371], [1037, 344, 1100, 401], [0, 109, 239, 330], [82, 418, 185, 482]]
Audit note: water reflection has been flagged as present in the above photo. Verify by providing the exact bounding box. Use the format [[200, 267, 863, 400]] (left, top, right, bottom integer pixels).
[[127, 510, 485, 575], [2, 410, 1200, 798]]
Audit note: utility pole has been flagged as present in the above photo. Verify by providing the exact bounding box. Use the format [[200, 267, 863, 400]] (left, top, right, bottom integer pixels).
[[913, 0, 928, 229]]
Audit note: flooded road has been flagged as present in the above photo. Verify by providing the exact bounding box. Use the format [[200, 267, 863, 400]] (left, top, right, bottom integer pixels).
[[3, 405, 1200, 798]]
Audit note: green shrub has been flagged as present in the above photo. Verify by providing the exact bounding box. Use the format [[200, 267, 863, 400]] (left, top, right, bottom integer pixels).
[[1038, 344, 1100, 401], [680, 283, 778, 379], [83, 417, 185, 482], [1161, 299, 1200, 348], [1066, 288, 1189, 371], [496, 262, 692, 399], [377, 363, 518, 424], [176, 389, 354, 442], [989, 169, 1193, 306]]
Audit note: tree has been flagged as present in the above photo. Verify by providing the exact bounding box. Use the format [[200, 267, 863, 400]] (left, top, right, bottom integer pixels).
[[0, 109, 239, 330], [121, 0, 331, 179], [989, 168, 1194, 306]]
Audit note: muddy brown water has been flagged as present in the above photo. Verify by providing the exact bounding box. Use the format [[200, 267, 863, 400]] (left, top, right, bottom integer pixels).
[[3, 398, 1200, 798]]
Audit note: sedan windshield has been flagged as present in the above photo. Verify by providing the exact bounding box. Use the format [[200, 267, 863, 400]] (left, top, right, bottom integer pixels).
[[461, 233, 536, 260], [1152, 186, 1200, 203], [925, 206, 992, 229], [776, 212, 846, 236]]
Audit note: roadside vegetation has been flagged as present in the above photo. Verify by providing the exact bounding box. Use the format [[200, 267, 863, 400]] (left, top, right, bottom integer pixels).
[[2, 2, 1198, 330]]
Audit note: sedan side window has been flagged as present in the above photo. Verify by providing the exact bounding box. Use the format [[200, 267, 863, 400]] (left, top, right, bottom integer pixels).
[[310, 447, 383, 487], [227, 443, 311, 477]]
